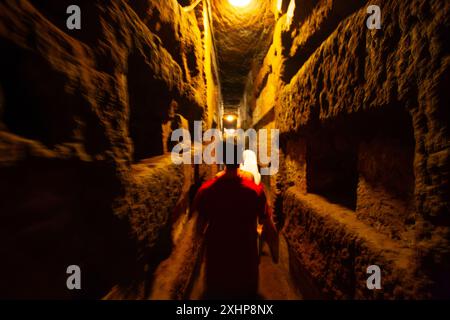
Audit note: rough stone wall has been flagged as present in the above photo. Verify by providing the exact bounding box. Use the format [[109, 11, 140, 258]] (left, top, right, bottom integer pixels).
[[246, 0, 449, 298], [0, 0, 219, 299]]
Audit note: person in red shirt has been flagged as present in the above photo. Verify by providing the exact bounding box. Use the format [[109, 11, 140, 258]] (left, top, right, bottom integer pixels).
[[192, 142, 268, 299]]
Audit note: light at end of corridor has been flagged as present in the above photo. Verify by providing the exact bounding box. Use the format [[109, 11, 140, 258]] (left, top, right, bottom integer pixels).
[[228, 0, 253, 8], [225, 114, 237, 123]]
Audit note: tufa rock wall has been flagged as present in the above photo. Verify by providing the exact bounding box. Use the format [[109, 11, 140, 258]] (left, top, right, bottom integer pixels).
[[0, 0, 219, 298], [246, 0, 449, 298]]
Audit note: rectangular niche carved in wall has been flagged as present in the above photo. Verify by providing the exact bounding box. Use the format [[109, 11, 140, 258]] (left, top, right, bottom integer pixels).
[[356, 107, 416, 241], [128, 50, 171, 162], [306, 125, 358, 210]]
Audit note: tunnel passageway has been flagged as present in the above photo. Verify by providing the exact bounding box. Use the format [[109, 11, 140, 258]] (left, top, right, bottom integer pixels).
[[0, 0, 449, 300], [143, 207, 303, 300]]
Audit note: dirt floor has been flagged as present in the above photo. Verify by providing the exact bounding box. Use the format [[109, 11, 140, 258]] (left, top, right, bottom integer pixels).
[[189, 235, 302, 300], [105, 213, 302, 300]]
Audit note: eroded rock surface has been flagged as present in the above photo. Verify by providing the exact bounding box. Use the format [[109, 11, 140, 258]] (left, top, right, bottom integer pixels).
[[242, 0, 449, 299], [0, 0, 220, 299]]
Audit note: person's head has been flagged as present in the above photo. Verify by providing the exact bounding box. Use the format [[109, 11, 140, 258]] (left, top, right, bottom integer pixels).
[[222, 140, 242, 170], [240, 150, 261, 185], [242, 150, 257, 165]]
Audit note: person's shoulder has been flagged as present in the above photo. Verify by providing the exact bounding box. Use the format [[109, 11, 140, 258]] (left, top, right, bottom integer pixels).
[[215, 171, 226, 179], [240, 175, 264, 194], [238, 170, 255, 181], [198, 176, 219, 193]]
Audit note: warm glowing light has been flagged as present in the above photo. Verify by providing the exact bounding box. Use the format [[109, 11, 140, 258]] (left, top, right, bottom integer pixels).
[[228, 0, 252, 8], [286, 0, 295, 26], [277, 0, 283, 12], [225, 115, 237, 122]]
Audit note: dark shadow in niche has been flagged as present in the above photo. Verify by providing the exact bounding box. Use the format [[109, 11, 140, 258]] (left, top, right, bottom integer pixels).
[[0, 159, 137, 299], [187, 48, 200, 78], [306, 106, 416, 213], [358, 107, 416, 203], [306, 121, 358, 210], [128, 49, 172, 162], [0, 39, 78, 147]]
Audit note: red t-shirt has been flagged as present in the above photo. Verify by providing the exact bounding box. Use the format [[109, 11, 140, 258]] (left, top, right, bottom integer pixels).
[[193, 170, 267, 298]]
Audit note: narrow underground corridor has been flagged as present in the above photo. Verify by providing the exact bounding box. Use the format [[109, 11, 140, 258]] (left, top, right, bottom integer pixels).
[[0, 0, 449, 300]]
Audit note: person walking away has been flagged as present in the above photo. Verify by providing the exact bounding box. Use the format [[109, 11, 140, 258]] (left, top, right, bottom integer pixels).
[[192, 143, 267, 299]]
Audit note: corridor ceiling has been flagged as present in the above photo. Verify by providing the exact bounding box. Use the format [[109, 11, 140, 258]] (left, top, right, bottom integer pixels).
[[211, 0, 275, 107]]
